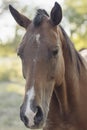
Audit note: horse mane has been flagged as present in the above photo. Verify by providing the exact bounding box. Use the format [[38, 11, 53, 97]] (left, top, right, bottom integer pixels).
[[59, 26, 85, 75], [33, 9, 49, 27]]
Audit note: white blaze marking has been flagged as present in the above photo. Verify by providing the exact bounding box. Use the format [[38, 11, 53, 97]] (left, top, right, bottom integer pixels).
[[25, 87, 36, 127], [31, 33, 41, 87], [25, 34, 41, 127], [36, 34, 40, 46], [33, 59, 36, 63], [32, 34, 40, 67]]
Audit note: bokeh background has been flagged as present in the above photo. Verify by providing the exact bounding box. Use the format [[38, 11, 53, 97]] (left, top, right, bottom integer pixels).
[[0, 0, 87, 130]]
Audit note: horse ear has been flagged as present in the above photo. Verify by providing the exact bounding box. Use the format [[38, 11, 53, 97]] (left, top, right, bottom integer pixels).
[[9, 5, 31, 29], [50, 2, 62, 26]]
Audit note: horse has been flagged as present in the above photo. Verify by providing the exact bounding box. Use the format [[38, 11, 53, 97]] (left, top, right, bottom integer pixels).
[[79, 49, 87, 63], [9, 2, 87, 130]]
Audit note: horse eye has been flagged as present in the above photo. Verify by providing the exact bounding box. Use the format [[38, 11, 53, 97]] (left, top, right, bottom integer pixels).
[[52, 47, 58, 56]]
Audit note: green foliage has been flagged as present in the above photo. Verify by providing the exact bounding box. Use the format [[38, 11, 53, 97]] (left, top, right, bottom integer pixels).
[[0, 43, 16, 56], [64, 0, 87, 14], [0, 26, 23, 57], [63, 0, 87, 50], [0, 56, 23, 82]]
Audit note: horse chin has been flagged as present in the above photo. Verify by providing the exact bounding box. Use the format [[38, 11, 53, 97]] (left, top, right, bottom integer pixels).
[[25, 122, 45, 129], [23, 117, 46, 129]]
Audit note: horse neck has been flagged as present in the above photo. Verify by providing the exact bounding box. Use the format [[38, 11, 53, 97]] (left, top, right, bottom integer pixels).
[[56, 26, 82, 114]]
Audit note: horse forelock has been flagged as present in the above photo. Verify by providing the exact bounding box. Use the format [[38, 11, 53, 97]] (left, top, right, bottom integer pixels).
[[33, 9, 49, 27]]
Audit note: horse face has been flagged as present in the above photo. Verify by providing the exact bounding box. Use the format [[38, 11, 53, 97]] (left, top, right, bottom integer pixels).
[[9, 2, 65, 129]]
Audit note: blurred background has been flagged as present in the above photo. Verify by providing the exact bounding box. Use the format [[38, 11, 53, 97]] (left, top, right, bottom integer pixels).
[[0, 0, 87, 130]]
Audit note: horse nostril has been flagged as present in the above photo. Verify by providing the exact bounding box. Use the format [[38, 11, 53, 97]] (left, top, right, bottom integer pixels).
[[23, 115, 29, 126], [34, 106, 43, 125], [20, 111, 29, 126]]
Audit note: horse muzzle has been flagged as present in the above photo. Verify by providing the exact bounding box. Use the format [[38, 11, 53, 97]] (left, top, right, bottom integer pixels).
[[20, 104, 44, 129]]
